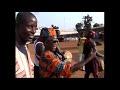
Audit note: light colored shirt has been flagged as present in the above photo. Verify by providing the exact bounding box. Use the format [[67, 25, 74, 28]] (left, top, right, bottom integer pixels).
[[15, 44, 34, 78], [78, 37, 86, 54]]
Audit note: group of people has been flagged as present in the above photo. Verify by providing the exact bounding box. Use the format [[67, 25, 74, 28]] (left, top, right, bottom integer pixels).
[[15, 12, 103, 78]]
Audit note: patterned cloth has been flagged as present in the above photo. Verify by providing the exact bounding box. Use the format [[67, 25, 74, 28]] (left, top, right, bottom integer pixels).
[[15, 45, 34, 78], [39, 50, 72, 78]]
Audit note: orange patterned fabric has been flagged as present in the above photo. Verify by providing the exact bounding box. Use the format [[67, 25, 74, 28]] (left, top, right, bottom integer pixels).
[[48, 28, 56, 36], [39, 51, 72, 78]]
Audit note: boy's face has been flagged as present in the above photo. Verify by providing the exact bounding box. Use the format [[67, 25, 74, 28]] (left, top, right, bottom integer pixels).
[[18, 16, 37, 44]]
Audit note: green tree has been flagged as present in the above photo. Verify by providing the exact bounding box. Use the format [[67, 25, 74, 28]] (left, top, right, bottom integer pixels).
[[93, 23, 104, 27], [82, 14, 92, 30], [51, 24, 59, 29], [75, 23, 83, 30], [51, 24, 54, 28], [93, 23, 100, 27]]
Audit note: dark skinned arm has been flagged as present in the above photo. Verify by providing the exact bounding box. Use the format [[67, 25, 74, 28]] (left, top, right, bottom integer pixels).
[[71, 52, 96, 73], [36, 43, 44, 57], [96, 51, 104, 58]]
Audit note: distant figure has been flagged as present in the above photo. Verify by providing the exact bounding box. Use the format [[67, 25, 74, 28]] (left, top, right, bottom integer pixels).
[[77, 32, 86, 71], [15, 12, 37, 78]]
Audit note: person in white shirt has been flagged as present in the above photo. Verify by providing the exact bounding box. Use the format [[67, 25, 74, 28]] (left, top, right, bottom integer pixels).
[[15, 12, 37, 78]]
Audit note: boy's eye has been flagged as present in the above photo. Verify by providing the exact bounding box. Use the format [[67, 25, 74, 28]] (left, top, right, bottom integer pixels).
[[27, 25, 32, 29], [27, 25, 37, 30]]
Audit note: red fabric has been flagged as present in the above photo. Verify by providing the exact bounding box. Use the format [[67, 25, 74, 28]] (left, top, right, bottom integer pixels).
[[48, 28, 56, 36]]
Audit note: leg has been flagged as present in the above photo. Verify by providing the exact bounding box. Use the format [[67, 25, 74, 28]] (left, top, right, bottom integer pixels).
[[81, 54, 85, 70], [84, 72, 91, 78], [79, 54, 83, 70], [79, 54, 83, 62], [93, 59, 99, 78], [93, 72, 98, 78]]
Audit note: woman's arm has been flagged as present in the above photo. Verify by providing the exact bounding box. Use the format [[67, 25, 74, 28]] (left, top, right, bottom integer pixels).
[[96, 51, 104, 58], [94, 43, 104, 58], [36, 43, 44, 56]]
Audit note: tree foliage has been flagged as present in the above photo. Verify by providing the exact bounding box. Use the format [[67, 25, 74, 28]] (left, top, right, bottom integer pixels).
[[51, 24, 59, 29], [83, 14, 92, 30]]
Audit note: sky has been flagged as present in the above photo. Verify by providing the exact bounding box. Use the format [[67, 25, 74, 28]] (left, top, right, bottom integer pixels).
[[15, 12, 104, 31]]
